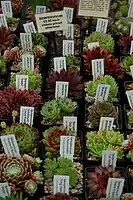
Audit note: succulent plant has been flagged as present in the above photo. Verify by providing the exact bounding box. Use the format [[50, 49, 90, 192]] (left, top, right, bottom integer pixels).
[[1, 123, 38, 154], [0, 86, 42, 118], [121, 54, 133, 75], [82, 47, 124, 78], [84, 32, 114, 52], [28, 0, 50, 13], [85, 75, 118, 101], [0, 57, 7, 74], [87, 101, 118, 129], [32, 33, 47, 48], [7, 17, 19, 25], [86, 130, 124, 160], [0, 193, 28, 200], [117, 36, 133, 55], [0, 154, 43, 195], [46, 69, 83, 98], [9, 70, 42, 93], [51, 0, 77, 10], [66, 55, 80, 71], [127, 110, 133, 129], [111, 0, 129, 20], [40, 193, 79, 200], [40, 98, 77, 124], [11, 0, 23, 15], [124, 133, 133, 161], [87, 166, 121, 197], [121, 193, 133, 200]]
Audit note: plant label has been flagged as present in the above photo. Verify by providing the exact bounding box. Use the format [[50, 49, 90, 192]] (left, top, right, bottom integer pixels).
[[55, 81, 69, 99], [99, 117, 114, 131], [88, 42, 100, 50], [63, 116, 77, 132], [126, 90, 133, 108], [0, 14, 8, 28], [63, 24, 74, 39], [36, 6, 46, 14], [129, 0, 133, 4], [23, 22, 37, 33], [130, 65, 133, 78], [95, 84, 110, 102], [0, 135, 20, 157], [106, 178, 125, 198], [128, 3, 133, 17], [96, 18, 108, 33], [102, 150, 117, 170], [63, 40, 74, 56], [53, 175, 69, 194], [130, 23, 133, 36], [22, 54, 34, 71], [130, 40, 133, 54], [63, 7, 74, 23], [53, 57, 66, 72], [1, 1, 12, 17], [20, 106, 34, 127], [0, 183, 10, 198], [20, 33, 33, 52], [92, 58, 104, 80], [60, 136, 75, 160], [16, 75, 28, 91]]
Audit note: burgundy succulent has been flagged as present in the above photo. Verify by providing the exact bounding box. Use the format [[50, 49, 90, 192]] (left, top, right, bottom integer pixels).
[[40, 193, 71, 200], [118, 36, 133, 48], [51, 0, 77, 10]]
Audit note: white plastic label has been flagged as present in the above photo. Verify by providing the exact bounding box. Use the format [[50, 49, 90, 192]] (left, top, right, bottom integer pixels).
[[106, 178, 125, 198], [20, 106, 34, 127], [53, 175, 69, 194], [0, 183, 10, 198], [0, 135, 20, 157], [95, 84, 110, 102], [1, 1, 12, 17], [60, 136, 75, 160], [92, 58, 104, 80], [63, 40, 74, 56], [63, 7, 73, 23], [130, 65, 133, 78], [99, 117, 114, 131], [130, 23, 133, 36], [23, 22, 37, 33], [20, 33, 32, 52], [16, 75, 28, 91], [36, 5, 46, 14], [130, 40, 133, 54], [0, 14, 8, 27], [53, 57, 66, 72], [55, 81, 69, 99], [22, 54, 34, 71], [102, 150, 117, 170], [63, 24, 74, 39], [88, 42, 100, 50], [129, 0, 133, 4], [128, 3, 133, 17], [126, 90, 133, 108], [63, 116, 77, 132], [96, 18, 108, 33]]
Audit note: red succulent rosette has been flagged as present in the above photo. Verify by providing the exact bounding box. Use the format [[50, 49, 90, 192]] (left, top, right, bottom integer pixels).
[[51, 0, 77, 10]]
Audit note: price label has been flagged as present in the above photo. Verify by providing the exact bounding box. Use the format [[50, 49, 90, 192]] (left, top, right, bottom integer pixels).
[[63, 7, 73, 23], [16, 75, 28, 91], [23, 22, 37, 33], [126, 90, 133, 108], [130, 23, 133, 36], [102, 150, 117, 170], [130, 65, 133, 78], [1, 1, 12, 17], [53, 175, 69, 194], [36, 5, 46, 14], [0, 135, 20, 157], [92, 58, 104, 80], [99, 117, 114, 131], [20, 106, 34, 127], [63, 24, 74, 39], [96, 18, 108, 33], [60, 136, 75, 160], [88, 42, 99, 50], [22, 54, 34, 71], [0, 183, 10, 198], [130, 40, 133, 54], [63, 40, 74, 56], [55, 81, 69, 99], [95, 84, 110, 102], [128, 3, 133, 17], [106, 178, 125, 198], [20, 33, 32, 52], [53, 57, 66, 72], [63, 116, 77, 132], [0, 14, 8, 27]]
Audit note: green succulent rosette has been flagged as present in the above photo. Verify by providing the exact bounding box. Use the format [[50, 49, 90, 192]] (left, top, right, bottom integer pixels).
[[121, 54, 133, 75], [85, 75, 118, 102], [58, 98, 77, 116], [1, 193, 28, 200], [66, 55, 80, 71], [86, 130, 124, 160], [84, 32, 114, 51], [6, 17, 19, 24], [32, 32, 48, 48], [0, 57, 7, 74]]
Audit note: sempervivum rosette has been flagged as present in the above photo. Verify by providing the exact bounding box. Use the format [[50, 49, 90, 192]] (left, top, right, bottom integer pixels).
[[0, 154, 43, 195], [40, 193, 80, 200]]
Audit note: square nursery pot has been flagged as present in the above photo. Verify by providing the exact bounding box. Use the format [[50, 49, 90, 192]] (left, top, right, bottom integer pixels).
[[85, 103, 122, 131], [127, 165, 133, 193], [124, 105, 133, 130], [85, 167, 127, 199]]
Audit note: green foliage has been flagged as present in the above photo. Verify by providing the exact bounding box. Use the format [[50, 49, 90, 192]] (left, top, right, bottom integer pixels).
[[86, 130, 124, 159], [85, 75, 118, 101], [121, 54, 133, 75], [28, 0, 51, 13], [111, 0, 129, 20], [32, 33, 47, 48], [128, 110, 133, 127], [66, 55, 80, 71], [6, 17, 19, 24], [0, 193, 27, 200], [0, 57, 7, 74], [84, 32, 114, 51], [45, 157, 78, 188]]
